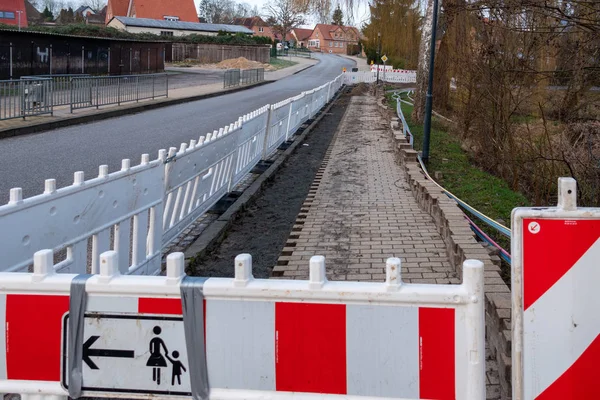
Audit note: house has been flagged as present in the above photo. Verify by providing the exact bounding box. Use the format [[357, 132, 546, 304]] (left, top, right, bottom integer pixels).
[[233, 16, 276, 41], [290, 28, 312, 48], [307, 24, 360, 54], [107, 16, 254, 37], [105, 0, 198, 24], [24, 0, 44, 25], [86, 6, 107, 25], [0, 0, 28, 28], [75, 5, 95, 17]]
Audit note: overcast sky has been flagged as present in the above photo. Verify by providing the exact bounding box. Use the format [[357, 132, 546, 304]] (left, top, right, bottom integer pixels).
[[191, 0, 371, 28]]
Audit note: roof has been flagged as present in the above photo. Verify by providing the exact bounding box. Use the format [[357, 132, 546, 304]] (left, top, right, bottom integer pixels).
[[0, 27, 169, 42], [130, 0, 198, 23], [0, 0, 28, 28], [292, 28, 312, 41], [24, 0, 42, 23], [75, 5, 95, 14], [113, 16, 254, 34], [314, 24, 360, 41], [106, 0, 129, 23], [233, 16, 267, 28]]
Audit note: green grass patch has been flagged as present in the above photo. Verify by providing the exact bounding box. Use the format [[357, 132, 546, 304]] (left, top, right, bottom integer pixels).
[[269, 58, 298, 70], [387, 93, 530, 282]]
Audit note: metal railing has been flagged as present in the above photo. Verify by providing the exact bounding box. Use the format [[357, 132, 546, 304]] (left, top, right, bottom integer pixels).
[[241, 68, 264, 86], [70, 74, 168, 112], [224, 69, 241, 89], [21, 74, 90, 106], [0, 78, 53, 121], [276, 48, 312, 58]]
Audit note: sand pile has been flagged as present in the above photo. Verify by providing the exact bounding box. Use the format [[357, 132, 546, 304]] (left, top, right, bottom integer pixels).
[[215, 57, 275, 71]]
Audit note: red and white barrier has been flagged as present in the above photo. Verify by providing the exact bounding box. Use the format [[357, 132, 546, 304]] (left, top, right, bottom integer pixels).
[[512, 177, 600, 400], [0, 251, 485, 399]]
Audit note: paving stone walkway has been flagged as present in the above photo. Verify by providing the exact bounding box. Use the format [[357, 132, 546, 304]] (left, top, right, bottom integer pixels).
[[275, 95, 457, 283], [273, 93, 501, 400]]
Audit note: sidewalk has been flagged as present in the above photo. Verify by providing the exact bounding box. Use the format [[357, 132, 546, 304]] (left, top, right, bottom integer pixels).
[[274, 95, 453, 281], [0, 56, 317, 137], [273, 92, 501, 399], [338, 54, 371, 71]]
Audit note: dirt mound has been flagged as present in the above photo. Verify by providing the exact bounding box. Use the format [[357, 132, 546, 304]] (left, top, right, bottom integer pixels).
[[215, 57, 275, 71]]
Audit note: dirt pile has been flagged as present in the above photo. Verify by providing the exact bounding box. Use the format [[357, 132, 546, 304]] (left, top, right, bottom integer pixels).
[[215, 57, 275, 71]]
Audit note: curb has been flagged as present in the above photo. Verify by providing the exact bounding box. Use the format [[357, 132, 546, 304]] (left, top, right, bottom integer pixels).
[[183, 87, 346, 266], [0, 81, 272, 140]]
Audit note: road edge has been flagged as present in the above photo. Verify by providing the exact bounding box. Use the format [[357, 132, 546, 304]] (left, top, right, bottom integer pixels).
[[0, 80, 272, 140], [183, 86, 347, 268]]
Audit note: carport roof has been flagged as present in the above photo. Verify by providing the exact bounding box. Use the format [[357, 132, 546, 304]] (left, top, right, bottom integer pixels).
[[113, 17, 254, 34]]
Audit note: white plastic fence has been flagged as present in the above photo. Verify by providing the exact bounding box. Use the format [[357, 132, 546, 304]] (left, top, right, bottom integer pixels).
[[0, 75, 344, 275], [343, 70, 417, 84], [0, 250, 485, 399]]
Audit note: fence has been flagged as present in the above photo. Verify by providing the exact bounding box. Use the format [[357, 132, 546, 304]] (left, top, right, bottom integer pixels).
[[0, 75, 344, 276], [223, 69, 240, 89], [21, 74, 90, 106], [343, 70, 417, 84], [0, 78, 53, 121], [276, 48, 312, 58], [170, 43, 271, 64], [69, 74, 168, 112], [0, 250, 485, 399], [241, 68, 265, 86]]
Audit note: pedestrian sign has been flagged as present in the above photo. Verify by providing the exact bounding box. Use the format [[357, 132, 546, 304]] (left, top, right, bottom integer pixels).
[[62, 313, 191, 396], [381, 55, 388, 63]]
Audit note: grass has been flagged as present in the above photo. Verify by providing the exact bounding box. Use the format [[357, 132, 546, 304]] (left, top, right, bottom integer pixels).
[[269, 58, 298, 70], [387, 93, 530, 281]]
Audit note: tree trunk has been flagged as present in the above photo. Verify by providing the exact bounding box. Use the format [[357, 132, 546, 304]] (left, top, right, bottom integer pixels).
[[412, 0, 434, 124]]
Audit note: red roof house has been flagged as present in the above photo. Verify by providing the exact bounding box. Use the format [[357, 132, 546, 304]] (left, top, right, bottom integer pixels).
[[0, 0, 28, 28], [105, 0, 198, 24], [307, 24, 361, 54]]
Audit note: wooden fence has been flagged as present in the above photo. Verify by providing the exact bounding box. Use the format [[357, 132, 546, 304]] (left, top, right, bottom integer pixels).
[[170, 43, 271, 64]]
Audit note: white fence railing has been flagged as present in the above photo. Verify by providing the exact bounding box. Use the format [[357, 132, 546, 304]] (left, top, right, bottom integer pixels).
[[343, 70, 417, 84], [0, 75, 344, 275]]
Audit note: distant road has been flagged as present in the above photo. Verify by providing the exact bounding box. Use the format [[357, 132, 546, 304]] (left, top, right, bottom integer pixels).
[[0, 53, 354, 203]]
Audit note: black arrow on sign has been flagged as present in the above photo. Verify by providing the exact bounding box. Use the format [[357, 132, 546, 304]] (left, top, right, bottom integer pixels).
[[82, 335, 135, 370]]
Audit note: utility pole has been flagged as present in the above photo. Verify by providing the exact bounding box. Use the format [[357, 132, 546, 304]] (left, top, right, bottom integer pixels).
[[376, 32, 381, 84], [422, 0, 440, 162]]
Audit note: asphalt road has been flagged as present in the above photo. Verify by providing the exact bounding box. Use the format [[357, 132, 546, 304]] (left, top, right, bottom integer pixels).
[[0, 54, 354, 202]]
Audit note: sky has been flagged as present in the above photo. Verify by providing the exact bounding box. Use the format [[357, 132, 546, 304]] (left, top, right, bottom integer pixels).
[[191, 0, 371, 28]]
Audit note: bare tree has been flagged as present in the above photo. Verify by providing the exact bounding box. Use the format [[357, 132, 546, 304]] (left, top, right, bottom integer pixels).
[[86, 0, 107, 12], [412, 0, 435, 123], [265, 0, 306, 44]]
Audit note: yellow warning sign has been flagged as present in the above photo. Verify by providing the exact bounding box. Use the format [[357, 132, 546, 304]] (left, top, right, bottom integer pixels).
[[381, 55, 388, 63]]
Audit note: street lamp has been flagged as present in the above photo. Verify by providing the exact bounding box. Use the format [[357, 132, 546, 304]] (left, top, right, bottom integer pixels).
[[376, 32, 381, 84], [422, 0, 440, 162]]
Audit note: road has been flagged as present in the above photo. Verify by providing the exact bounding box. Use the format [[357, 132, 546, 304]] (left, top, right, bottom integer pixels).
[[0, 54, 354, 202]]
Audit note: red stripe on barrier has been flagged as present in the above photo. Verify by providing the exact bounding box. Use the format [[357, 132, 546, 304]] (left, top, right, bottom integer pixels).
[[275, 302, 346, 394], [523, 219, 600, 310], [536, 335, 600, 400], [419, 307, 455, 400], [5, 294, 69, 381], [138, 298, 182, 315]]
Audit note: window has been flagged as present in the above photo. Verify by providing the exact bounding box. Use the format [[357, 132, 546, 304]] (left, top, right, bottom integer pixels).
[[163, 15, 179, 21], [258, 27, 264, 32], [0, 11, 15, 19], [160, 31, 174, 36]]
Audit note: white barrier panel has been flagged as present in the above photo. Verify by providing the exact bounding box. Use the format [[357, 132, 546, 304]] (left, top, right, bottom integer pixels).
[[0, 157, 164, 275], [343, 71, 417, 85], [0, 250, 485, 399], [264, 100, 292, 157], [370, 65, 393, 72], [233, 107, 269, 187], [0, 75, 346, 276], [511, 177, 600, 400]]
